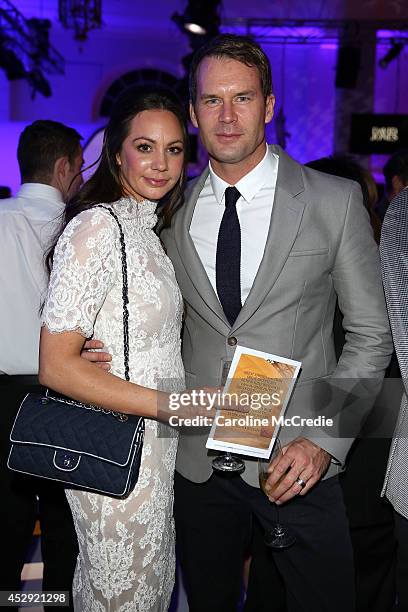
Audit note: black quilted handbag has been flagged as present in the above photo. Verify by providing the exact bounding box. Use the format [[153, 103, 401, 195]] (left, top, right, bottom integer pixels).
[[8, 205, 145, 499]]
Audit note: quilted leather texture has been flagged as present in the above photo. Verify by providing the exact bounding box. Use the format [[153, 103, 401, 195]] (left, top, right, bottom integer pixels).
[[8, 393, 144, 499], [11, 393, 143, 464]]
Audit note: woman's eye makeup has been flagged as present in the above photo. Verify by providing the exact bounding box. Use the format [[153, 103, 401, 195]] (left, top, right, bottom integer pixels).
[[168, 146, 183, 155], [136, 143, 152, 152], [135, 143, 183, 155]]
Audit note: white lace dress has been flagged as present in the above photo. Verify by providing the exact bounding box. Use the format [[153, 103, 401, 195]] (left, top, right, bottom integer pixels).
[[42, 198, 184, 612]]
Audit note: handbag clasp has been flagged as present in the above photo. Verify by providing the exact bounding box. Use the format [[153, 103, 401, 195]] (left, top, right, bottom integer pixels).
[[53, 450, 81, 471]]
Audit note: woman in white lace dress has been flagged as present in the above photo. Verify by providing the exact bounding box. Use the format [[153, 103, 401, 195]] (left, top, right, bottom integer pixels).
[[39, 91, 189, 612]]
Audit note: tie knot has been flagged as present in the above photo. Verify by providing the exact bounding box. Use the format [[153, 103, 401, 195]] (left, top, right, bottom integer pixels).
[[224, 186, 241, 209]]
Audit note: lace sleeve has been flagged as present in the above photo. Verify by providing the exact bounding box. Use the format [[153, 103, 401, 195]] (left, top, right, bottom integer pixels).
[[42, 207, 117, 338]]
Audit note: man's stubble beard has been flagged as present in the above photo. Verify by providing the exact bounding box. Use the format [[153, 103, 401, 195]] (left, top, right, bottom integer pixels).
[[206, 134, 266, 168]]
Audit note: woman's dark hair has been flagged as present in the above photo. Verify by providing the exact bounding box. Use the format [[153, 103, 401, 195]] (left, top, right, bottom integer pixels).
[[46, 89, 189, 273]]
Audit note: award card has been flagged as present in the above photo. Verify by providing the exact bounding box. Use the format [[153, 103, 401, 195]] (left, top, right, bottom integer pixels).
[[206, 345, 301, 459]]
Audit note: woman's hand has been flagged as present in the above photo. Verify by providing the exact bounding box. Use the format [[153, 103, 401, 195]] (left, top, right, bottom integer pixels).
[[80, 340, 248, 423], [161, 386, 250, 423]]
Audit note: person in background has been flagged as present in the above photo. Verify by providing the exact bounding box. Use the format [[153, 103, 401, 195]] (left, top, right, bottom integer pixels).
[[376, 149, 408, 221], [0, 119, 83, 610], [380, 181, 408, 611], [384, 149, 408, 202]]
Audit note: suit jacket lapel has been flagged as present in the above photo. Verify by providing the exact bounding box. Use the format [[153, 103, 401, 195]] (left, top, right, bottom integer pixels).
[[231, 146, 306, 333], [174, 168, 230, 332], [174, 147, 306, 335]]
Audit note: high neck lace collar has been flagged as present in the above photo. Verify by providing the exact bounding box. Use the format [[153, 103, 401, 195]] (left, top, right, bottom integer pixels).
[[110, 196, 158, 228]]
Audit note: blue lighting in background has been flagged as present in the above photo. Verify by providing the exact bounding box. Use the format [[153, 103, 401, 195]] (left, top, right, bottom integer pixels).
[[377, 30, 408, 40]]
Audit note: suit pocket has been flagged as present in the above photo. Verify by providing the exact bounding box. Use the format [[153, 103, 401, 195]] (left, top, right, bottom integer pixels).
[[288, 247, 329, 257]]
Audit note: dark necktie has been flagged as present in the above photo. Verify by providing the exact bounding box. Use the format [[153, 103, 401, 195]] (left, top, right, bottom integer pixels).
[[216, 186, 242, 326]]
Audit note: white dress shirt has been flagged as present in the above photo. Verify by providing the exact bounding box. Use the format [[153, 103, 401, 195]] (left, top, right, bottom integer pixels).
[[0, 183, 65, 374], [190, 146, 279, 305]]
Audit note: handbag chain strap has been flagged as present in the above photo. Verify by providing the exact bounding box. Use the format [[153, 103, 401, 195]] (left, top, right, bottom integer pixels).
[[96, 205, 130, 383], [44, 204, 136, 424]]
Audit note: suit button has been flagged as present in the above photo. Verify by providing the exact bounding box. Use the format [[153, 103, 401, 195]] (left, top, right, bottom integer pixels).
[[227, 336, 237, 346]]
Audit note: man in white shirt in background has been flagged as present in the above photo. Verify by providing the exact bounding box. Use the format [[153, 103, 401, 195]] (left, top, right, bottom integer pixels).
[[0, 120, 83, 609]]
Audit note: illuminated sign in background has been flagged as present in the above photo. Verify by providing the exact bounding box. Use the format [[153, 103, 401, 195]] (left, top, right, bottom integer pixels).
[[350, 114, 408, 154]]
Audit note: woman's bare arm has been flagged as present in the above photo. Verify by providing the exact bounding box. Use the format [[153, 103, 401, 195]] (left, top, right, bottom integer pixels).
[[39, 327, 166, 419]]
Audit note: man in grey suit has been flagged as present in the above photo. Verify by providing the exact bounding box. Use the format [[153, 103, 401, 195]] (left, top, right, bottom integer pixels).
[[161, 35, 392, 612], [87, 35, 392, 611], [380, 184, 408, 610]]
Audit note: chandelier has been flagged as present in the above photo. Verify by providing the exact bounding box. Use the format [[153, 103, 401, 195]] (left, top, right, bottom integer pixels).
[[0, 0, 64, 97], [59, 0, 102, 41]]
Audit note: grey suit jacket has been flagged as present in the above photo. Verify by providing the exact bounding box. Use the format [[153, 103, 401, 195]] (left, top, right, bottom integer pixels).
[[380, 187, 408, 519], [162, 145, 392, 487]]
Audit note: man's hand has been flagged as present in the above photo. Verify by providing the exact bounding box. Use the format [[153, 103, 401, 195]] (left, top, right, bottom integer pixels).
[[81, 339, 112, 371], [265, 437, 331, 504]]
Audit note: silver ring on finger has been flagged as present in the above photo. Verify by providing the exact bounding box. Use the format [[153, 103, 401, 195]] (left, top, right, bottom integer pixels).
[[295, 477, 306, 489]]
